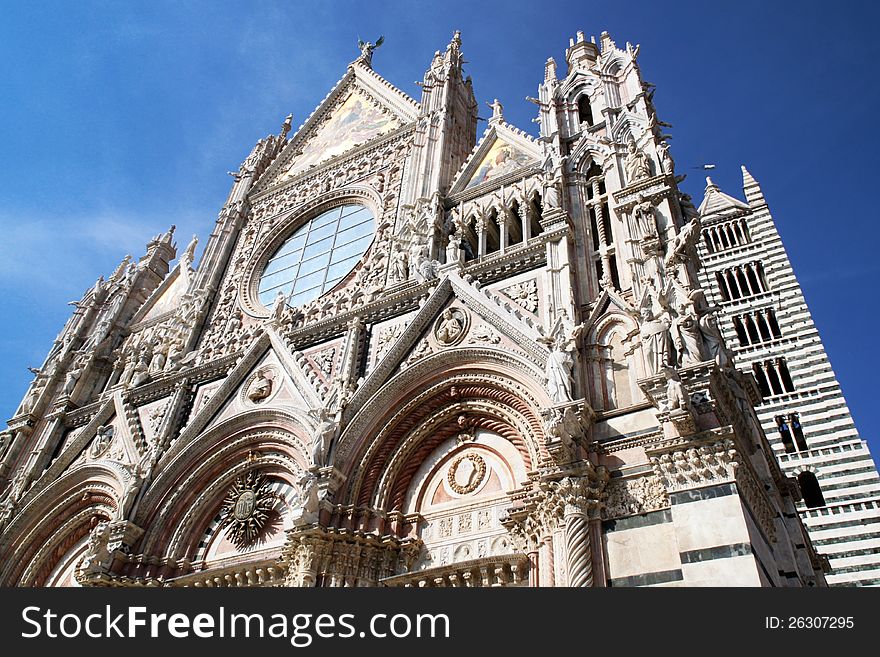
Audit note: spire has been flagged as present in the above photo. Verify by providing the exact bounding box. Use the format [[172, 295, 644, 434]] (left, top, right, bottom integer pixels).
[[565, 30, 599, 74], [741, 164, 765, 206], [699, 175, 749, 216], [544, 57, 557, 83]]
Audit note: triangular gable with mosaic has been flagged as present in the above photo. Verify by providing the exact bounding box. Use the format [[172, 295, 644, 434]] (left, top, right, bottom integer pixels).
[[450, 122, 542, 194], [256, 64, 419, 192]]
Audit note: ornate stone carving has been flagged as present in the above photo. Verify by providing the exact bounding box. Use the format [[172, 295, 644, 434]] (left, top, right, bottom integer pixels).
[[602, 475, 669, 519], [218, 471, 276, 549], [309, 407, 338, 468], [665, 217, 702, 269], [501, 279, 538, 314], [467, 323, 500, 345], [632, 195, 659, 239], [403, 338, 434, 367], [375, 324, 405, 365], [657, 140, 674, 175], [650, 439, 737, 492], [540, 403, 590, 464], [355, 35, 384, 68], [312, 347, 336, 379], [77, 521, 112, 577], [638, 299, 673, 377], [539, 312, 584, 403]]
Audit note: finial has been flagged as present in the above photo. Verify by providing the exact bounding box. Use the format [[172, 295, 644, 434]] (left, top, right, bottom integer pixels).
[[161, 225, 176, 245], [705, 176, 716, 188], [281, 113, 293, 138]]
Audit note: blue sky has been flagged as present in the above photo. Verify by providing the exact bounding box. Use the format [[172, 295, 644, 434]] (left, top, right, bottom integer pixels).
[[1, 1, 877, 454]]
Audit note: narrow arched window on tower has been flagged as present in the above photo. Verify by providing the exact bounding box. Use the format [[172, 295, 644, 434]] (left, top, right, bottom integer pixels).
[[798, 471, 826, 508], [578, 94, 593, 127]]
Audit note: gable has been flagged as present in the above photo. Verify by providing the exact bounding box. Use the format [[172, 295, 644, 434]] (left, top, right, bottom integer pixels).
[[139, 266, 187, 323], [465, 138, 536, 189], [282, 88, 402, 180]]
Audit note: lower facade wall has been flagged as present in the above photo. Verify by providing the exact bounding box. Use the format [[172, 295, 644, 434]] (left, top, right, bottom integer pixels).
[[603, 484, 763, 587]]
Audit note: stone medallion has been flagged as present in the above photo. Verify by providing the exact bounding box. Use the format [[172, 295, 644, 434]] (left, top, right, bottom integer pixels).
[[433, 307, 469, 347], [447, 453, 487, 495], [240, 366, 279, 406]]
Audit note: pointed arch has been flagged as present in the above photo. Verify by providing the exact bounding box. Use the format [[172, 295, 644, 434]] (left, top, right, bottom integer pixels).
[[333, 347, 552, 516], [0, 463, 126, 586], [136, 409, 314, 561]]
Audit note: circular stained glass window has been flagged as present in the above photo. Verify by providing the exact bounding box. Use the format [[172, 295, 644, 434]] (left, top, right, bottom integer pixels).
[[258, 204, 375, 309]]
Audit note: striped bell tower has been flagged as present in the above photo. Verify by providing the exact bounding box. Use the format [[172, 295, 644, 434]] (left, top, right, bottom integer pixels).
[[697, 167, 880, 586]]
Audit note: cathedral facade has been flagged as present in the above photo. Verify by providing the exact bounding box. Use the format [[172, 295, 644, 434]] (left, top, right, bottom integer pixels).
[[0, 30, 856, 587]]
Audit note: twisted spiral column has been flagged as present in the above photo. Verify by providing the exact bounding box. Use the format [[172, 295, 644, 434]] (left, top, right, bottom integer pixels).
[[564, 511, 592, 587]]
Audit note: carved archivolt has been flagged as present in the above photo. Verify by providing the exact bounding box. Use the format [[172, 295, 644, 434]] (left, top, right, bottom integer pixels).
[[136, 417, 312, 558], [338, 363, 550, 510], [338, 347, 549, 466], [0, 465, 122, 585]]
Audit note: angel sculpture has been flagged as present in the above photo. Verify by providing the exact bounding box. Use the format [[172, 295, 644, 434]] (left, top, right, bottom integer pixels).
[[356, 36, 384, 67]]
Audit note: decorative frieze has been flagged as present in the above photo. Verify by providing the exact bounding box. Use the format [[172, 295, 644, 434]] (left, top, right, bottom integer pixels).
[[602, 475, 670, 520]]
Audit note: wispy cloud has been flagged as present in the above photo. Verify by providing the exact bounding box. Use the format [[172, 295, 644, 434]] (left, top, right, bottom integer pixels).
[[0, 209, 203, 293]]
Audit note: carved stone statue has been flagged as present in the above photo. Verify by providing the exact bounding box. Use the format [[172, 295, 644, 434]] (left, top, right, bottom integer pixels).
[[298, 473, 320, 523], [487, 98, 504, 122], [415, 253, 439, 282], [539, 311, 584, 404], [542, 168, 561, 209], [356, 35, 384, 67], [657, 141, 674, 175], [544, 341, 575, 403], [310, 408, 337, 468], [148, 339, 167, 372], [662, 366, 690, 412], [271, 290, 288, 323], [690, 290, 732, 369], [633, 196, 658, 238], [671, 299, 706, 367], [665, 217, 702, 268], [79, 521, 112, 576], [389, 243, 408, 283], [130, 349, 151, 387], [90, 424, 114, 458], [181, 234, 198, 269], [624, 139, 652, 183], [62, 362, 83, 396], [164, 336, 185, 372], [639, 305, 673, 376]]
